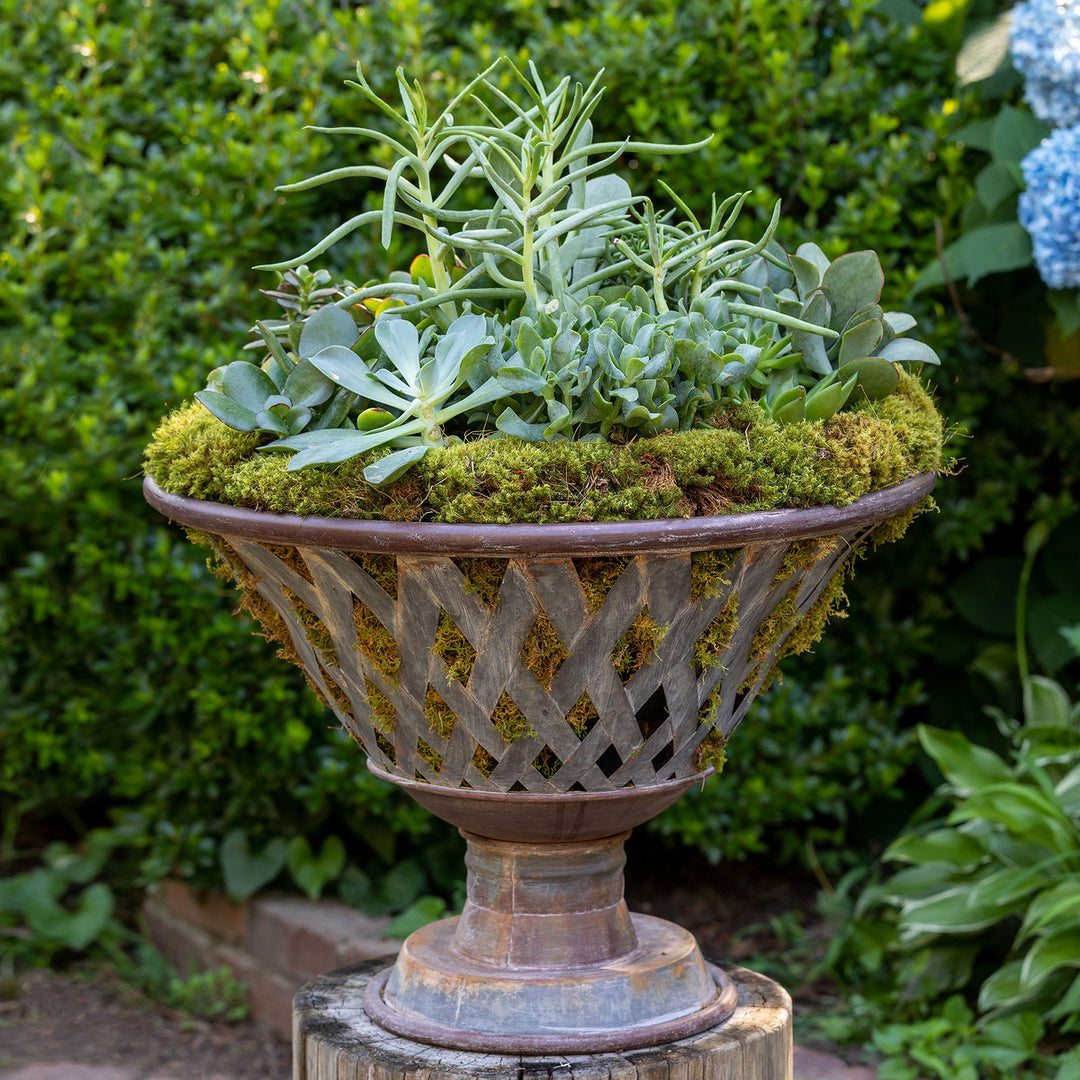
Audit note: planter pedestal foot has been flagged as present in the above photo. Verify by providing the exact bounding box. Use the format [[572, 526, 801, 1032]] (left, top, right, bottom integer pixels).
[[295, 958, 793, 1080], [364, 829, 736, 1053]]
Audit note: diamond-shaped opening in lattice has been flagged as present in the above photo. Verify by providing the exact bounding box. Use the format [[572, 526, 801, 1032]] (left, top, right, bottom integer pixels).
[[375, 731, 397, 764], [471, 745, 498, 778], [611, 606, 665, 679], [635, 685, 668, 740], [416, 738, 444, 775], [692, 593, 740, 676], [423, 686, 457, 740], [346, 552, 399, 599], [364, 677, 396, 735], [532, 745, 565, 779], [284, 587, 337, 665], [264, 543, 314, 584], [571, 556, 634, 612], [352, 596, 400, 681], [566, 692, 599, 740], [452, 558, 507, 611], [489, 691, 538, 744], [521, 612, 570, 691], [596, 744, 624, 778], [433, 609, 476, 684]]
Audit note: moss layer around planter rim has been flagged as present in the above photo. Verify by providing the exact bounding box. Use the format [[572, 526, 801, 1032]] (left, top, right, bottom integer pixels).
[[145, 371, 944, 523]]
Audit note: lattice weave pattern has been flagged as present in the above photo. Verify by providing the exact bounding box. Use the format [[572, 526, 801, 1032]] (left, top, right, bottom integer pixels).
[[219, 532, 866, 793]]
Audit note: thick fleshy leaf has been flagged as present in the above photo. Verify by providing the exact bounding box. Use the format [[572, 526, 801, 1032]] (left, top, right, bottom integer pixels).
[[822, 251, 885, 330], [837, 356, 899, 401], [298, 304, 358, 358], [788, 254, 822, 300], [497, 365, 549, 394], [879, 338, 942, 366], [795, 242, 831, 277], [883, 311, 918, 336], [804, 378, 845, 422], [838, 318, 884, 367], [363, 444, 431, 485], [194, 389, 258, 431], [431, 313, 489, 389], [221, 361, 278, 412], [307, 346, 412, 410], [255, 408, 290, 435], [282, 358, 336, 407], [496, 407, 548, 441], [792, 291, 832, 375], [375, 317, 421, 386]]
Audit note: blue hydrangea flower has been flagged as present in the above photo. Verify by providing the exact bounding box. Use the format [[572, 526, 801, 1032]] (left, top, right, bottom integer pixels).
[[1018, 125, 1080, 289], [1011, 0, 1080, 126]]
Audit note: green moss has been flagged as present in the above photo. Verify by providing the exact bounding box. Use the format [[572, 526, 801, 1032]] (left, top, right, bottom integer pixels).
[[144, 372, 943, 523]]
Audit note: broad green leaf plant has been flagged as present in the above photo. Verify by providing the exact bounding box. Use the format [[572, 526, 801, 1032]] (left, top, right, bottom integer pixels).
[[195, 59, 940, 483]]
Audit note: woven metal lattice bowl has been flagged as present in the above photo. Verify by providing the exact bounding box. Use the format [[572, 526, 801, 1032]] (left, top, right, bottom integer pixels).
[[144, 472, 933, 796]]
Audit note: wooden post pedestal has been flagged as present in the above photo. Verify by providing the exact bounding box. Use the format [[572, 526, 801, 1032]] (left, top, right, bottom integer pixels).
[[293, 958, 793, 1080]]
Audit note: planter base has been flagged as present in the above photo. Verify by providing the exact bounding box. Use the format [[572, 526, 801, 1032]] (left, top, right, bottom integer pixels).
[[296, 958, 793, 1078], [366, 914, 736, 1053]]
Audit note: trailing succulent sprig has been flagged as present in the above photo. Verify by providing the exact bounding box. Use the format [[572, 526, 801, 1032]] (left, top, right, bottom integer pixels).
[[196, 59, 940, 483]]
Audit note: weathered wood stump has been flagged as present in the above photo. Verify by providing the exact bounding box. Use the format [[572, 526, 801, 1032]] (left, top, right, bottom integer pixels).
[[293, 958, 792, 1080]]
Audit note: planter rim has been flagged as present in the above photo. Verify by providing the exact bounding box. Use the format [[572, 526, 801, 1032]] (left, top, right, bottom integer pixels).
[[143, 471, 935, 556]]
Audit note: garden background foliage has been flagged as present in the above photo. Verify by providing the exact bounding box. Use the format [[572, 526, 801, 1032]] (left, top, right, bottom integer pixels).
[[2, 0, 1078, 944]]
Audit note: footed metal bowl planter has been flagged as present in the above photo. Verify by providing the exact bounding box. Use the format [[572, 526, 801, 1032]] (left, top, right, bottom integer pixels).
[[144, 471, 934, 1053]]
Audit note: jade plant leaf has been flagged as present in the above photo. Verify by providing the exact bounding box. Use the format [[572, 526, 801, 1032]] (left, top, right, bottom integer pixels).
[[298, 303, 359, 358]]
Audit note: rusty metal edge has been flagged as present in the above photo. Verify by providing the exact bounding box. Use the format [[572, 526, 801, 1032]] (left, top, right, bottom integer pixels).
[[361, 962, 739, 1054], [368, 760, 714, 842], [142, 472, 935, 557]]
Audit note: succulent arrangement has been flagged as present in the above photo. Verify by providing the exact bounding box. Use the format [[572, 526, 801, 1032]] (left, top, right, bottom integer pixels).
[[194, 59, 940, 487]]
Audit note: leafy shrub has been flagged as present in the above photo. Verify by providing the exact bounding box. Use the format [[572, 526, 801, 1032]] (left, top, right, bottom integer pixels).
[[0, 0, 975, 927]]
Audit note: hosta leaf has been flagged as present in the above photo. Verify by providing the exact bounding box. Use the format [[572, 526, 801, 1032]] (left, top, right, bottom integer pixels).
[[978, 960, 1025, 1011], [822, 251, 885, 330], [1020, 928, 1080, 990], [919, 726, 1011, 791], [194, 390, 258, 432], [298, 303, 358, 358], [879, 338, 941, 366], [967, 866, 1049, 911], [221, 361, 278, 412], [885, 827, 987, 869], [1019, 881, 1080, 942], [899, 886, 1005, 934]]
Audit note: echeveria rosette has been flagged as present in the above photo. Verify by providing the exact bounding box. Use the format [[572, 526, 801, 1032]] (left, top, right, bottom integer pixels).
[[1018, 126, 1080, 290], [1010, 0, 1080, 127]]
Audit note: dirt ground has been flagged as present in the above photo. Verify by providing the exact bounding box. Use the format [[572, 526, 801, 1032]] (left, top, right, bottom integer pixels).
[[0, 853, 826, 1080]]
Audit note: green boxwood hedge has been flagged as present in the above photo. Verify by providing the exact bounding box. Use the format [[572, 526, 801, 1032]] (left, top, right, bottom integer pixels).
[[2, 0, 1014, 919]]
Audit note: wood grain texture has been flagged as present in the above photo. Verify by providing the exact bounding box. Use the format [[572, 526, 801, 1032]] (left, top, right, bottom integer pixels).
[[293, 959, 792, 1080]]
